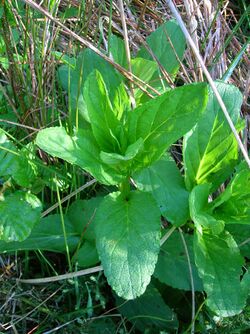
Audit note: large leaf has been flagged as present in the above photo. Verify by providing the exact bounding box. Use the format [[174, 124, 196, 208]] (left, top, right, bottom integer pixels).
[[194, 230, 246, 316], [138, 20, 186, 77], [134, 154, 189, 226], [0, 191, 42, 242], [211, 166, 250, 224], [109, 34, 127, 68], [189, 184, 224, 235], [94, 191, 161, 299], [83, 71, 121, 152], [36, 127, 123, 185], [128, 83, 208, 170], [154, 230, 203, 291], [0, 214, 79, 253], [117, 284, 178, 331], [184, 82, 243, 192]]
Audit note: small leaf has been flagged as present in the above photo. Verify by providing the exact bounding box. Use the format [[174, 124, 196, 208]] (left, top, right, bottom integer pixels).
[[100, 138, 144, 169], [194, 230, 245, 316], [212, 167, 250, 224], [134, 154, 189, 226], [128, 83, 208, 170], [109, 34, 127, 68], [0, 129, 19, 177], [184, 82, 243, 191], [131, 58, 158, 104], [189, 184, 224, 235], [0, 191, 42, 242], [67, 197, 103, 241], [154, 230, 203, 291], [95, 191, 161, 299], [12, 144, 38, 187], [84, 70, 121, 152], [138, 20, 186, 77], [117, 284, 178, 330], [36, 127, 123, 185], [73, 241, 99, 268], [226, 224, 250, 259], [0, 214, 79, 253]]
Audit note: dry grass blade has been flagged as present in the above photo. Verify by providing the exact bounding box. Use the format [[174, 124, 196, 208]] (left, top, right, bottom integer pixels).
[[165, 0, 250, 168], [21, 0, 160, 99]]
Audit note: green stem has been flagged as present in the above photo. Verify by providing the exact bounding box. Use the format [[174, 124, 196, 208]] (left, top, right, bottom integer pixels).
[[119, 177, 131, 199]]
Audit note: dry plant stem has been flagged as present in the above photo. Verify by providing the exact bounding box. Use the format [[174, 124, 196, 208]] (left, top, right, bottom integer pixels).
[[16, 228, 174, 284], [179, 227, 195, 334], [41, 178, 97, 218], [165, 0, 250, 168], [118, 0, 134, 101], [21, 0, 160, 98]]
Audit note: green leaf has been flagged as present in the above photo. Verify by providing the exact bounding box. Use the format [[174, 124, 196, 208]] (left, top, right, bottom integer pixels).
[[0, 129, 19, 177], [154, 230, 203, 291], [100, 138, 144, 170], [12, 144, 38, 187], [95, 191, 161, 299], [194, 230, 245, 316], [84, 70, 122, 152], [184, 82, 243, 192], [36, 127, 123, 185], [226, 224, 250, 259], [128, 83, 208, 170], [131, 58, 158, 104], [109, 34, 127, 68], [73, 241, 99, 268], [212, 167, 250, 224], [0, 214, 79, 253], [138, 20, 186, 77], [0, 191, 42, 242], [67, 197, 103, 241], [189, 184, 224, 235], [134, 154, 189, 226], [117, 284, 178, 330]]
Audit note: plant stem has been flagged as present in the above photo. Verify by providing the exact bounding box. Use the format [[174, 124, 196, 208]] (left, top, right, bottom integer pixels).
[[119, 177, 131, 199]]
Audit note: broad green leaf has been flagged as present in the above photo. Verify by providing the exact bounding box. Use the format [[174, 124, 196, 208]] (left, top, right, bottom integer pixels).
[[67, 197, 103, 241], [0, 129, 19, 177], [128, 83, 208, 170], [138, 20, 186, 77], [184, 82, 243, 192], [95, 191, 161, 299], [190, 184, 224, 235], [211, 167, 250, 224], [117, 284, 178, 330], [36, 127, 123, 185], [134, 154, 189, 226], [0, 214, 79, 253], [73, 241, 99, 268], [0, 191, 42, 242], [194, 230, 245, 316], [154, 230, 203, 291], [226, 224, 250, 259], [109, 34, 127, 68], [83, 70, 121, 152]]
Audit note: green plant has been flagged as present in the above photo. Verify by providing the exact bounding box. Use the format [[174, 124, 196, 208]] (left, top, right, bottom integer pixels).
[[0, 18, 249, 330]]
